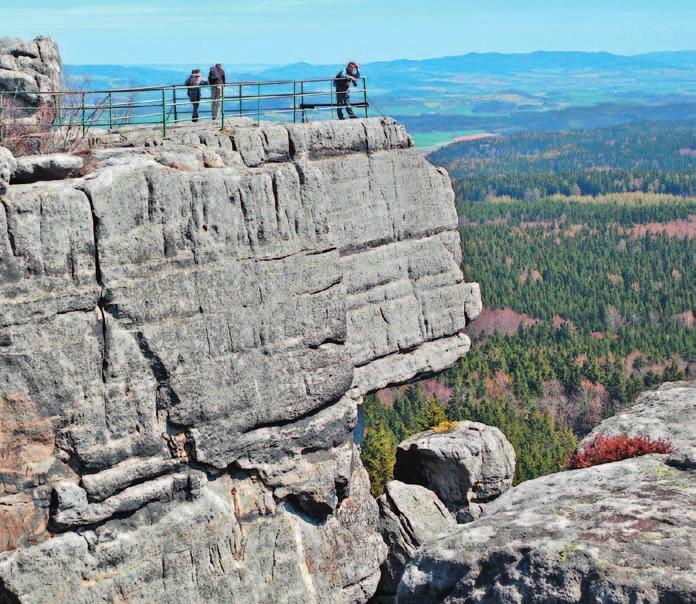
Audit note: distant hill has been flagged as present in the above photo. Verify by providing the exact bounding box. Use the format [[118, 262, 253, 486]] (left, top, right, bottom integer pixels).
[[65, 50, 696, 149], [67, 49, 696, 91]]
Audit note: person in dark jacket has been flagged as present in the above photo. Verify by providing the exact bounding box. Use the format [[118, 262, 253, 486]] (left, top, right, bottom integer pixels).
[[185, 69, 207, 122], [334, 61, 360, 120], [208, 63, 226, 120]]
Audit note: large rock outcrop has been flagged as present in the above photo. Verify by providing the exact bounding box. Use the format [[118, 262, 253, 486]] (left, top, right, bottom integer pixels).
[[0, 117, 480, 603], [394, 421, 515, 518], [0, 36, 61, 106], [399, 382, 696, 603]]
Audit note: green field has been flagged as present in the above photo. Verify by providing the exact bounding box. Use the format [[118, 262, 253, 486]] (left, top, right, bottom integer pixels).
[[411, 129, 487, 152]]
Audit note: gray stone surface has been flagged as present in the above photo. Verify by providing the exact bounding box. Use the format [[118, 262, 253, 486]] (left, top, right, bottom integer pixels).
[[0, 36, 61, 106], [11, 153, 84, 183], [376, 481, 455, 599], [0, 146, 15, 195], [579, 380, 696, 456], [394, 421, 515, 515], [0, 117, 479, 603], [398, 455, 696, 603]]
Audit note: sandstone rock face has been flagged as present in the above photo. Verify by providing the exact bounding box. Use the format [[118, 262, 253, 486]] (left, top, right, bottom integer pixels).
[[11, 153, 84, 184], [0, 118, 480, 603], [376, 481, 455, 600], [399, 456, 696, 603], [0, 36, 61, 106], [0, 146, 15, 195], [394, 421, 515, 516], [399, 382, 696, 603], [579, 380, 696, 458]]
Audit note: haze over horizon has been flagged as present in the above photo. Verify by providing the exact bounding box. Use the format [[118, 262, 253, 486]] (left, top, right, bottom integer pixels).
[[4, 0, 696, 65]]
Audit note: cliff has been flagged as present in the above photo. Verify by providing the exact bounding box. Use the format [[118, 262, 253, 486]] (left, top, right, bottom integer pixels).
[[0, 117, 480, 603]]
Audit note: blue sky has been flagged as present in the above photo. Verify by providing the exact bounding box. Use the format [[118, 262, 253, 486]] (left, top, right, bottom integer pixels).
[[4, 0, 696, 65]]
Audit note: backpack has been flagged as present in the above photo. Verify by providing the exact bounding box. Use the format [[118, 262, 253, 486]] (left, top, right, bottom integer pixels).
[[186, 76, 200, 100], [208, 67, 220, 85]]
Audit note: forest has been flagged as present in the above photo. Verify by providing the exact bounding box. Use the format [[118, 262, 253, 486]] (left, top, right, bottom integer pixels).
[[430, 120, 696, 202], [361, 121, 696, 496]]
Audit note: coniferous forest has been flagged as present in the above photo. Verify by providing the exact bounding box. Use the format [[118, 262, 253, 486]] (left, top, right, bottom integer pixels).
[[361, 121, 696, 496]]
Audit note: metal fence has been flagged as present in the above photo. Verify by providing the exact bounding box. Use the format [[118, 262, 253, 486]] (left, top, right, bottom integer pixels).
[[0, 77, 369, 139]]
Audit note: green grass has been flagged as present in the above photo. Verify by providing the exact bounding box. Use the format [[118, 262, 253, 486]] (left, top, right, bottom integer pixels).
[[411, 129, 487, 152]]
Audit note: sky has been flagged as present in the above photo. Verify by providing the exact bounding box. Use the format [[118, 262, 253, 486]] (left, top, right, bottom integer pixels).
[[3, 0, 696, 66]]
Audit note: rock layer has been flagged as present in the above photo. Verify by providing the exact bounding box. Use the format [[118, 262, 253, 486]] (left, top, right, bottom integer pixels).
[[11, 153, 84, 184], [0, 118, 479, 603]]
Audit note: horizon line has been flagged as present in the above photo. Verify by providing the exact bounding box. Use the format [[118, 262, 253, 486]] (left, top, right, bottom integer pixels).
[[63, 47, 696, 68]]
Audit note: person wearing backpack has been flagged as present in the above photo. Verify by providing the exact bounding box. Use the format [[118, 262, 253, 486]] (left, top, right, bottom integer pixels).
[[208, 64, 226, 120], [185, 69, 207, 122], [334, 61, 360, 120]]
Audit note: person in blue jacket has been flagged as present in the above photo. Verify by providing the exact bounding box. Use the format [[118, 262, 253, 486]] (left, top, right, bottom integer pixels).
[[334, 61, 361, 120]]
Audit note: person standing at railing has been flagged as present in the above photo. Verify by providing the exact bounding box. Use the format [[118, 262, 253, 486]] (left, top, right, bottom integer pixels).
[[208, 64, 226, 120], [334, 62, 361, 120], [185, 69, 207, 122]]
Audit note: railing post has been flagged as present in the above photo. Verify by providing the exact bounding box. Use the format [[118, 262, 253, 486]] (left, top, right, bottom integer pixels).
[[363, 77, 368, 118], [300, 81, 306, 123], [108, 92, 113, 130], [239, 84, 242, 117], [221, 84, 225, 130], [257, 84, 261, 125], [81, 92, 86, 136], [172, 86, 178, 123], [55, 93, 62, 128], [293, 81, 297, 124], [161, 88, 167, 137]]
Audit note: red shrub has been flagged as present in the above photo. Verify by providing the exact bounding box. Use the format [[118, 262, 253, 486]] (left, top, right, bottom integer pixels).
[[568, 434, 673, 469]]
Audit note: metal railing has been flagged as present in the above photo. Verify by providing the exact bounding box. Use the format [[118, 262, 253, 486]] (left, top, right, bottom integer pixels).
[[0, 77, 369, 140]]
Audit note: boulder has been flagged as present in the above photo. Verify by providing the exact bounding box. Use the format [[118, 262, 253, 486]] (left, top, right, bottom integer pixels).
[[0, 146, 15, 195], [579, 380, 696, 456], [399, 455, 696, 603], [375, 481, 455, 599], [11, 153, 84, 183], [394, 421, 515, 516]]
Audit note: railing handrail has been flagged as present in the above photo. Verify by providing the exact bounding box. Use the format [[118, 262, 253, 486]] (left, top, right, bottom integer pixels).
[[0, 77, 364, 97]]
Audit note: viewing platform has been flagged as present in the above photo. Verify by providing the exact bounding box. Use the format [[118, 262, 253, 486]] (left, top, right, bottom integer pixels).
[[0, 77, 370, 140]]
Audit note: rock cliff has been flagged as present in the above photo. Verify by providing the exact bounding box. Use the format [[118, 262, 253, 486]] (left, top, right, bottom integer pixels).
[[0, 117, 480, 603]]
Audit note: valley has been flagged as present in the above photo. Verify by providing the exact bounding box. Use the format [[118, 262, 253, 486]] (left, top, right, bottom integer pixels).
[[362, 120, 696, 492]]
